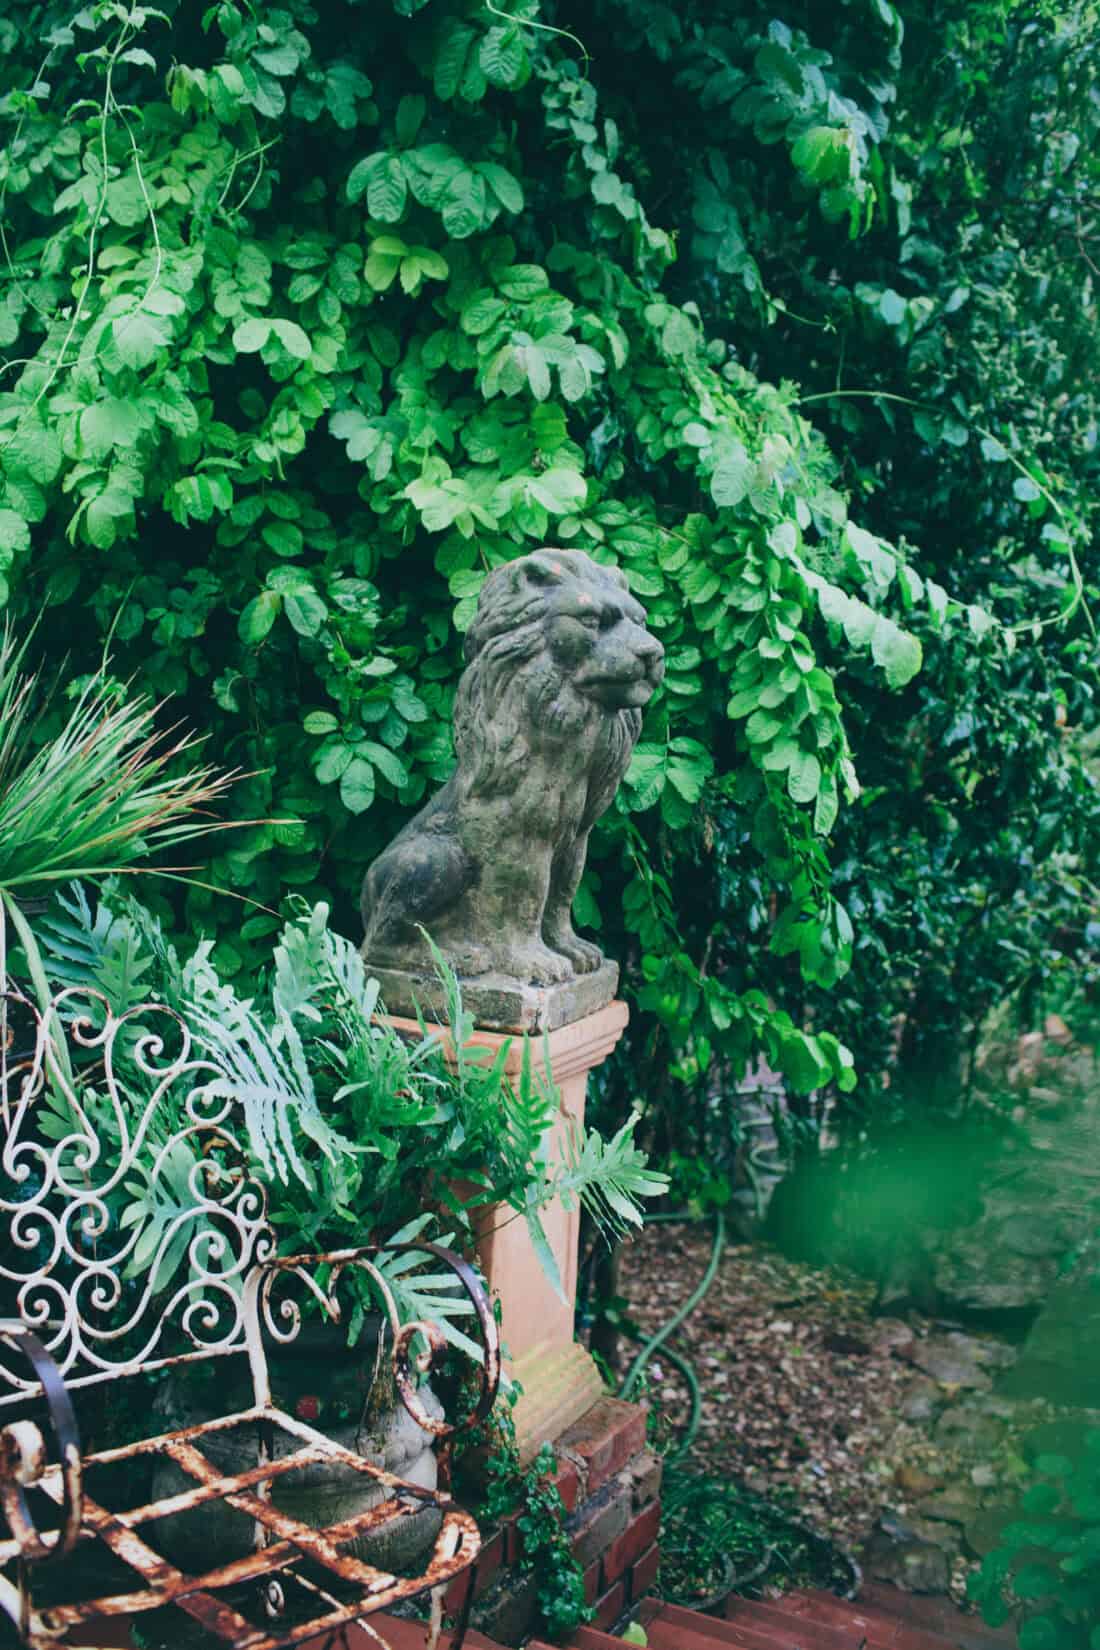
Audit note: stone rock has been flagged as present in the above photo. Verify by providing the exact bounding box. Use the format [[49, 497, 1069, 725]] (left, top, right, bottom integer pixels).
[[899, 1377, 942, 1422], [970, 1464, 998, 1488], [864, 1510, 952, 1593], [964, 1504, 1021, 1559], [873, 1319, 917, 1359], [894, 1462, 941, 1497], [359, 549, 664, 1028], [934, 1403, 1007, 1455], [916, 1487, 980, 1525], [1004, 1273, 1100, 1405], [908, 1332, 1002, 1389], [372, 957, 619, 1034]]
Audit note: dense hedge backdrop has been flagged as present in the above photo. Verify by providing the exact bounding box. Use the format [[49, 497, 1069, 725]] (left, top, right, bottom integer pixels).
[[1, 0, 1097, 1163]]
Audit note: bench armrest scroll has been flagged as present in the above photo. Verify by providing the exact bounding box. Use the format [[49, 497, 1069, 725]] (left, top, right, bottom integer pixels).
[[0, 1327, 82, 1563], [250, 1242, 500, 1441]]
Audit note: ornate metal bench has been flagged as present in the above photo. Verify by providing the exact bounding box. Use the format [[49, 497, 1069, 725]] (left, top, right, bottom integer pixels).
[[0, 983, 500, 1650]]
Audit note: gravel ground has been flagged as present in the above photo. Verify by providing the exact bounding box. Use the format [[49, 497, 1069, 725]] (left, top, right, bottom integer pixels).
[[611, 1223, 1011, 1565]]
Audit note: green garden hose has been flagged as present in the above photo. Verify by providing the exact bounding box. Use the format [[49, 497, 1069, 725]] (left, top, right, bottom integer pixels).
[[618, 1209, 726, 1421], [614, 1208, 860, 1606]]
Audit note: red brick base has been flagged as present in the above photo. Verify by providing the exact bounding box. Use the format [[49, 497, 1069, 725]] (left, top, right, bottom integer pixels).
[[463, 1393, 660, 1646]]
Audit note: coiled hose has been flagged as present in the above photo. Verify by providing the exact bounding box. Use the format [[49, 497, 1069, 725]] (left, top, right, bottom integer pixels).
[[615, 1208, 860, 1602]]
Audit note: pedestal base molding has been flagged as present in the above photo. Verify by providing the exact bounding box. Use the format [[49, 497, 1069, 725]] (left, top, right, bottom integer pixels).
[[507, 1341, 606, 1467]]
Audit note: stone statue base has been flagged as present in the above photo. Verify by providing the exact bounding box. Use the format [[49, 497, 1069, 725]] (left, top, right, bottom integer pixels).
[[368, 958, 619, 1035]]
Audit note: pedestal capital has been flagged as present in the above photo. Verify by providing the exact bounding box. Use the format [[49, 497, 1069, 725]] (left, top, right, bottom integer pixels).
[[383, 997, 629, 1084]]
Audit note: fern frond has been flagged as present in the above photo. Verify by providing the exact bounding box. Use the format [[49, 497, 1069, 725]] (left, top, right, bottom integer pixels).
[[556, 1115, 670, 1243]]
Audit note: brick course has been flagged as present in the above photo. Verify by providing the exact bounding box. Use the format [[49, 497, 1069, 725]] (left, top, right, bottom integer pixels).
[[628, 1539, 660, 1605], [557, 1396, 648, 1498], [602, 1498, 661, 1586]]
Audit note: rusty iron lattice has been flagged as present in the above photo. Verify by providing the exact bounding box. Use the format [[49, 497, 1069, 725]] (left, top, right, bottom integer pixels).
[[0, 984, 501, 1650]]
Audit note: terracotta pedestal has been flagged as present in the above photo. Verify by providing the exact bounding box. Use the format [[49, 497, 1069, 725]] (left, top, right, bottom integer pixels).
[[385, 999, 628, 1462]]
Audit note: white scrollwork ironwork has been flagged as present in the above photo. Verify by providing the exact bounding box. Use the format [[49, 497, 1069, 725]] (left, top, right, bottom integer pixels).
[[0, 984, 276, 1404]]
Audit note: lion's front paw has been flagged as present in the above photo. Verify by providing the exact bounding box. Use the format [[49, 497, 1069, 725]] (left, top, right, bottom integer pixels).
[[493, 941, 573, 985], [545, 928, 604, 974]]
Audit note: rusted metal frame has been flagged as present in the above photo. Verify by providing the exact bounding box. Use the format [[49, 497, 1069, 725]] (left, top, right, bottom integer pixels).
[[35, 1486, 479, 1650], [165, 1438, 407, 1594], [19, 1419, 481, 1634], [246, 1244, 501, 1443], [36, 1491, 451, 1624], [22, 1490, 263, 1650], [0, 1344, 252, 1408], [0, 1328, 82, 1566]]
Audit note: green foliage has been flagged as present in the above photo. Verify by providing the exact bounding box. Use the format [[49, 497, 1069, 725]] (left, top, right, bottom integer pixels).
[[0, 0, 938, 1111], [573, 0, 1100, 1118], [33, 886, 665, 1349], [970, 1438, 1100, 1647], [460, 1391, 592, 1642], [0, 0, 1096, 1150]]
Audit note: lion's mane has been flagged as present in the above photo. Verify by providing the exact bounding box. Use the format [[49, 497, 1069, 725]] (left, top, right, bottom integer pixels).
[[452, 559, 642, 801]]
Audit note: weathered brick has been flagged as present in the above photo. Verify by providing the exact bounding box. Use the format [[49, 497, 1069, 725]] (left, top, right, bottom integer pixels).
[[603, 1499, 661, 1586], [592, 1578, 626, 1633], [553, 1454, 581, 1514], [628, 1540, 660, 1604], [475, 1526, 505, 1598], [557, 1397, 648, 1496], [629, 1446, 663, 1509], [567, 1471, 632, 1571], [470, 1569, 539, 1646]]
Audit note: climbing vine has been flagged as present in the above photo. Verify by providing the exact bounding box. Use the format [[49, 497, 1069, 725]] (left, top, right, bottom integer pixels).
[[0, 0, 1093, 1131]]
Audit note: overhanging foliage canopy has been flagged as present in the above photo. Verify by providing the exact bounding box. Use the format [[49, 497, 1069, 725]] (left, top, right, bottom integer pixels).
[[0, 0, 1096, 1122]]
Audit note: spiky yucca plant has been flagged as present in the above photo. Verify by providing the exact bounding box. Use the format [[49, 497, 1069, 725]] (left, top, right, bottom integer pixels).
[[0, 631, 237, 1009]]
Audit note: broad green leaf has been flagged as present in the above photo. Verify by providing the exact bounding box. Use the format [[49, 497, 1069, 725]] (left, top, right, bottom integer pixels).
[[711, 441, 753, 508], [367, 155, 408, 222], [477, 162, 524, 214], [270, 319, 312, 359], [0, 509, 30, 558], [284, 589, 328, 636], [303, 712, 339, 734], [870, 615, 922, 687], [441, 169, 488, 239], [233, 318, 272, 352], [788, 750, 821, 804], [239, 591, 281, 643], [4, 419, 62, 485], [340, 755, 376, 813], [480, 25, 525, 87], [80, 399, 143, 458]]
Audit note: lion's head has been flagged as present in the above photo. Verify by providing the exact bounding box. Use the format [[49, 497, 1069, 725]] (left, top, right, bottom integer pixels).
[[452, 548, 664, 796]]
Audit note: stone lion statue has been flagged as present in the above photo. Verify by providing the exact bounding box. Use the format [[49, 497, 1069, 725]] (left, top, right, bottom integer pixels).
[[360, 547, 664, 987]]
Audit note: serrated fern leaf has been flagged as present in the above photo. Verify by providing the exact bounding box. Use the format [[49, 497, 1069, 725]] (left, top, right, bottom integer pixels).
[[556, 1115, 670, 1242]]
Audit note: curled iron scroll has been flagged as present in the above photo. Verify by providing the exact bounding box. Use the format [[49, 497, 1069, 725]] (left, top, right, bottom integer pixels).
[[0, 1326, 82, 1563], [379, 1242, 501, 1441]]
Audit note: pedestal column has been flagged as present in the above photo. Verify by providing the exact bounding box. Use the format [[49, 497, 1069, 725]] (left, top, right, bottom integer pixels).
[[386, 999, 628, 1462]]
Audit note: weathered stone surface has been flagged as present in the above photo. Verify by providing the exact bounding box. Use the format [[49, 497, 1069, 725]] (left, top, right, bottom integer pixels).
[[372, 958, 619, 1034], [360, 549, 663, 1017], [934, 1402, 1008, 1454], [864, 1510, 952, 1593], [907, 1331, 1009, 1389], [916, 1487, 981, 1525], [899, 1376, 942, 1421]]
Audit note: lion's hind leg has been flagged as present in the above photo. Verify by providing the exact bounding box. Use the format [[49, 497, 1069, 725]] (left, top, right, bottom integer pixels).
[[360, 828, 474, 966]]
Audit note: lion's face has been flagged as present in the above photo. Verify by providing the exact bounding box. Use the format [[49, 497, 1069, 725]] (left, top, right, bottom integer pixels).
[[468, 549, 665, 711], [543, 581, 665, 709]]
